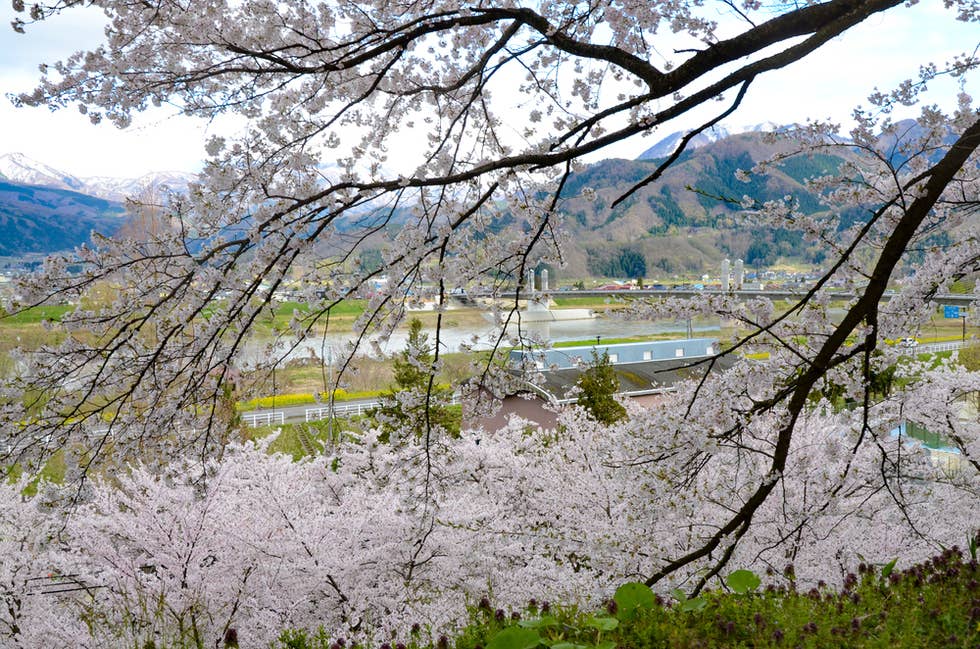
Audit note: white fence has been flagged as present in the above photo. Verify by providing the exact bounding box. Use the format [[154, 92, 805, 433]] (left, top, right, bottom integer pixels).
[[305, 400, 381, 422], [919, 341, 967, 354], [243, 411, 286, 427], [304, 395, 461, 423]]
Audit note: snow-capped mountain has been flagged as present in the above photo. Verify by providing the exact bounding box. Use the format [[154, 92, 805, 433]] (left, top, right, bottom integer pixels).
[[81, 171, 197, 202], [0, 152, 196, 201], [637, 121, 785, 160], [0, 152, 87, 192]]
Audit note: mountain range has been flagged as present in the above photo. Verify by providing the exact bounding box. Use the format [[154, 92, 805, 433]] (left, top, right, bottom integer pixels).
[[0, 153, 199, 259], [635, 121, 784, 160], [0, 152, 196, 202], [0, 179, 125, 257], [0, 121, 923, 273], [552, 126, 858, 277]]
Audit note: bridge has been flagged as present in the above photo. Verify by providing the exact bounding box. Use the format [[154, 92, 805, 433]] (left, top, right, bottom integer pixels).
[[477, 288, 977, 306]]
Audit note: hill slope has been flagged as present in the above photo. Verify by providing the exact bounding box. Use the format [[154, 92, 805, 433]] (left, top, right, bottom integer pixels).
[[0, 132, 861, 271], [553, 132, 855, 277], [0, 181, 126, 256]]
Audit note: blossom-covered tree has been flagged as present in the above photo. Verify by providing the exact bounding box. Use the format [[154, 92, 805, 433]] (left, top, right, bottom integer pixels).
[[2, 402, 976, 646], [1, 0, 979, 606], [0, 479, 88, 648]]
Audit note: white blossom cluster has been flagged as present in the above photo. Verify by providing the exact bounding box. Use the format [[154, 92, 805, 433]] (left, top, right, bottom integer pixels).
[[2, 1, 980, 646], [1, 398, 976, 647]]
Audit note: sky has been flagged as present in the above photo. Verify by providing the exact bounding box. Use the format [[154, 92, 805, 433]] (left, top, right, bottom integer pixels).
[[0, 2, 977, 179]]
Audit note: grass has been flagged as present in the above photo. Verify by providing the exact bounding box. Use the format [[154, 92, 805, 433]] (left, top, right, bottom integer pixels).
[[274, 547, 980, 649], [552, 296, 620, 308], [550, 331, 716, 349], [0, 305, 72, 378], [245, 417, 367, 459], [251, 421, 359, 460], [244, 403, 465, 458], [6, 449, 66, 496], [241, 350, 477, 399], [0, 304, 73, 325], [252, 299, 368, 334]]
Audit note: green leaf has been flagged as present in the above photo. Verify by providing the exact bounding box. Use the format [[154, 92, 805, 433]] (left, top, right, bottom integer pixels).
[[679, 597, 707, 613], [584, 616, 619, 631], [881, 557, 898, 580], [488, 627, 542, 649], [969, 533, 978, 561], [519, 616, 559, 629], [594, 641, 616, 649], [726, 569, 761, 595], [549, 643, 586, 649], [613, 582, 655, 620], [671, 588, 687, 603]]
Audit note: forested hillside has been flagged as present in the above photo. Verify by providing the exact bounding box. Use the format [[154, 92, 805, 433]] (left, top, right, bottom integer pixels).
[[0, 181, 125, 255], [554, 132, 856, 277]]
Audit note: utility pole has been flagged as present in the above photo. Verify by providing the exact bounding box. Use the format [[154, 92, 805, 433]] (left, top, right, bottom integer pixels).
[[327, 346, 335, 442]]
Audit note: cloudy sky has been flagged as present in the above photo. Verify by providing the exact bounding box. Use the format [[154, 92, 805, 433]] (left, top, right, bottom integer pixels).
[[0, 2, 976, 179]]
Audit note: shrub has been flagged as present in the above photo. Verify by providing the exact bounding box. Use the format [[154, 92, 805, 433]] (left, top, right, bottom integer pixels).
[[274, 549, 980, 649]]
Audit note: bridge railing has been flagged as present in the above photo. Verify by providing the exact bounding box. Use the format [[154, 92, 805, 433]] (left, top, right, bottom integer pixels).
[[920, 341, 967, 353]]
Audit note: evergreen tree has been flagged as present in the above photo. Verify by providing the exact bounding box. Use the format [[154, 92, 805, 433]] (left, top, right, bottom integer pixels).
[[375, 318, 458, 441], [575, 350, 626, 425], [393, 318, 432, 393]]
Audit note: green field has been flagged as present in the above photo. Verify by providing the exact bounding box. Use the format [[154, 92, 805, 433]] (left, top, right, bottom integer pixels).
[[0, 304, 72, 324], [552, 296, 628, 308], [254, 299, 367, 333]]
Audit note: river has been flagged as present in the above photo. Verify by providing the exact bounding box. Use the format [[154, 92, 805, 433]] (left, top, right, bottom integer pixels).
[[238, 312, 721, 367]]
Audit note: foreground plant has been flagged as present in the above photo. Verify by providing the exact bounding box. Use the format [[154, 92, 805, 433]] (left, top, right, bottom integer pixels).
[[271, 549, 980, 648]]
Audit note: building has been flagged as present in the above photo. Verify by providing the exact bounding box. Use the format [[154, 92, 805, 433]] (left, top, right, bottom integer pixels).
[[508, 338, 716, 370], [468, 338, 729, 430]]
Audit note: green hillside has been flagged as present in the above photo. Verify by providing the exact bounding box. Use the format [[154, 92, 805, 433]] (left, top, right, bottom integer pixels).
[[554, 133, 856, 277], [0, 181, 126, 255]]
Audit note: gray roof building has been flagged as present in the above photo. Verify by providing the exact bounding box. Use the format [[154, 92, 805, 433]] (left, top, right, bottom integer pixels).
[[509, 338, 717, 371], [508, 338, 726, 401], [466, 338, 732, 431]]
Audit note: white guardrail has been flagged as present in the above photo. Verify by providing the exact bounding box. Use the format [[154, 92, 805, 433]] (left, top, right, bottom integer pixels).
[[243, 411, 286, 427], [304, 395, 461, 423], [919, 341, 967, 353], [305, 401, 380, 422]]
